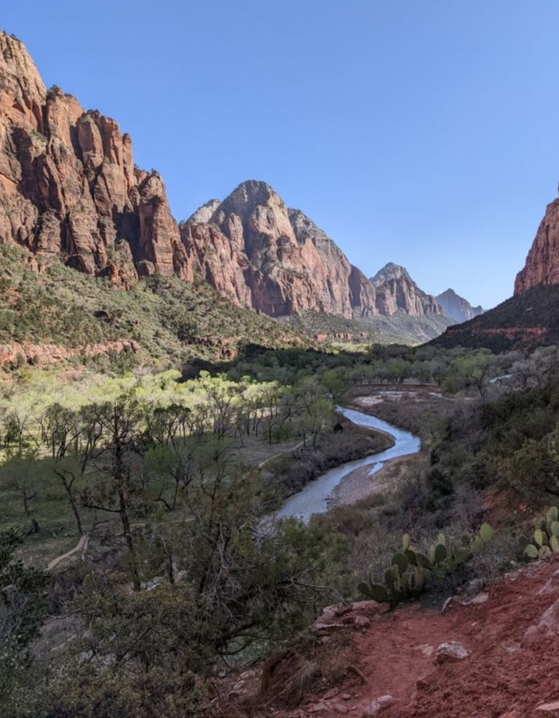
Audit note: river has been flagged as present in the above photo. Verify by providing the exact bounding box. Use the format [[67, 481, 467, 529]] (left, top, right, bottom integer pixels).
[[273, 405, 421, 523]]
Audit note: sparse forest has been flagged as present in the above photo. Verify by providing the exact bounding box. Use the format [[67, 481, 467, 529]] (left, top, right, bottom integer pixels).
[[3, 11, 559, 715], [2, 338, 559, 715]]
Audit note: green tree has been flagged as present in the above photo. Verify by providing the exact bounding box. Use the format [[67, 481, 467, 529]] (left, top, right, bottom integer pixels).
[[40, 404, 89, 535], [0, 529, 49, 712], [500, 437, 559, 508], [81, 397, 147, 591]]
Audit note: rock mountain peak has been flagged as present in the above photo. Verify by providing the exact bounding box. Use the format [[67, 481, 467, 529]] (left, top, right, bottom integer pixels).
[[436, 288, 484, 323], [182, 183, 449, 321], [0, 31, 449, 333], [370, 262, 412, 287], [515, 195, 559, 294], [181, 181, 378, 318]]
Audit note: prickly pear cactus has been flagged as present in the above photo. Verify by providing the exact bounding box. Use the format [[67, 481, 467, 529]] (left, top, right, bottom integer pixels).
[[525, 543, 539, 559], [358, 521, 494, 608], [479, 523, 494, 543], [524, 505, 559, 560], [391, 552, 408, 575]]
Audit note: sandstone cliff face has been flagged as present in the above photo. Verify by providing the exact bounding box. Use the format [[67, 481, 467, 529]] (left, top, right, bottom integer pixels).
[[436, 288, 483, 323], [0, 32, 188, 280], [370, 263, 444, 317], [0, 31, 453, 338], [515, 198, 559, 294], [181, 180, 378, 318], [0, 339, 139, 367]]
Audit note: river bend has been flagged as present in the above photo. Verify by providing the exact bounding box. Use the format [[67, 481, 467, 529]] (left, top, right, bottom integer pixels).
[[274, 405, 421, 523]]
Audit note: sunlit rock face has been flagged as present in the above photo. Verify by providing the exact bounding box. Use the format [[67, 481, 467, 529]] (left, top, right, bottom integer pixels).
[[0, 30, 460, 334], [515, 197, 559, 294], [181, 180, 379, 318], [0, 32, 190, 281], [370, 263, 444, 317]]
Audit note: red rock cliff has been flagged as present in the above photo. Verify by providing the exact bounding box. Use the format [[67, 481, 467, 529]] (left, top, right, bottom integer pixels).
[[370, 262, 444, 317], [181, 180, 379, 318], [0, 32, 446, 328], [515, 197, 559, 294], [0, 32, 189, 280]]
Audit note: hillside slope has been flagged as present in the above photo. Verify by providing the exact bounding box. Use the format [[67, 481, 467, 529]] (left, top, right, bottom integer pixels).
[[221, 556, 559, 718], [0, 245, 305, 368], [283, 310, 451, 346], [432, 282, 559, 351]]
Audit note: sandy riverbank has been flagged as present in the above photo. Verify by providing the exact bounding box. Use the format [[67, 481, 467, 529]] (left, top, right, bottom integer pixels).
[[327, 451, 419, 508], [326, 395, 426, 508]]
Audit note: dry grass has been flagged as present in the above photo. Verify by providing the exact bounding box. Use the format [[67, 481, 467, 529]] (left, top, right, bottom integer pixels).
[[229, 434, 303, 467], [348, 385, 463, 441]]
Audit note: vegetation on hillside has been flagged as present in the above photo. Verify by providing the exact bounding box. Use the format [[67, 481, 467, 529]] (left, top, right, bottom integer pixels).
[[0, 246, 306, 370], [0, 365, 357, 715], [282, 309, 451, 346], [3, 318, 559, 713], [432, 283, 559, 352]]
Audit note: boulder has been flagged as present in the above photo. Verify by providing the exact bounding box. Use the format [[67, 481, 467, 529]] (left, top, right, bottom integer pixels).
[[523, 597, 559, 646], [435, 641, 470, 664], [362, 695, 395, 716]]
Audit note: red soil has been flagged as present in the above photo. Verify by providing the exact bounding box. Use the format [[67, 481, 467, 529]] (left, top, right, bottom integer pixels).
[[216, 556, 559, 718]]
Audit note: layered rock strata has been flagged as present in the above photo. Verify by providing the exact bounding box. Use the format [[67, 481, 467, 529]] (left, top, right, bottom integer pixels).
[[515, 197, 559, 294], [181, 180, 378, 318], [0, 31, 450, 333], [0, 32, 189, 280], [370, 263, 444, 317]]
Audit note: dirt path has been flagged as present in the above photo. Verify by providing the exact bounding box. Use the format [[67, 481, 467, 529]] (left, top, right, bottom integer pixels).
[[47, 533, 89, 571], [258, 441, 304, 468], [219, 555, 559, 718]]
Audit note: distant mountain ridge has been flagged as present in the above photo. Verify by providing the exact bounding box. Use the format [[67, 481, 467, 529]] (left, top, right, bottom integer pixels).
[[436, 289, 484, 323], [370, 262, 443, 317], [0, 30, 453, 346]]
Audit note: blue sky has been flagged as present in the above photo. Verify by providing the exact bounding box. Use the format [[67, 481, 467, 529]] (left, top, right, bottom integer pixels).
[[4, 0, 559, 309]]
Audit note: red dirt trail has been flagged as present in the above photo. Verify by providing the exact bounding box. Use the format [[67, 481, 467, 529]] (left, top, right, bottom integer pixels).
[[216, 556, 559, 718]]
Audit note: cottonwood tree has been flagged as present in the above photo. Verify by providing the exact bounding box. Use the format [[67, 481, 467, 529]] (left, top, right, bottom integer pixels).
[[296, 377, 335, 448], [442, 350, 498, 399], [320, 368, 349, 402], [143, 404, 189, 449], [0, 455, 39, 530], [81, 397, 147, 591], [1, 411, 30, 457], [40, 404, 91, 536], [258, 383, 296, 446], [144, 442, 195, 512]]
